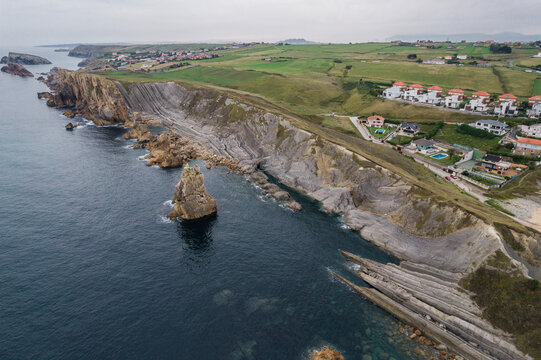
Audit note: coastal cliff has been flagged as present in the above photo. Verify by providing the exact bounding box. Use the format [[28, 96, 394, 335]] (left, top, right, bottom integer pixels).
[[43, 68, 129, 125], [43, 70, 541, 359]]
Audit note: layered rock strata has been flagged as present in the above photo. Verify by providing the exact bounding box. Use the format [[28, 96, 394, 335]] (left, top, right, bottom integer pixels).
[[1, 63, 33, 77]]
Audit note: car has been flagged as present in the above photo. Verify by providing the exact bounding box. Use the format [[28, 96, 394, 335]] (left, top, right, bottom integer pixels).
[[445, 176, 451, 181]]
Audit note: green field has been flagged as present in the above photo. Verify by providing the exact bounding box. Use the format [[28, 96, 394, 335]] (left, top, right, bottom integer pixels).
[[101, 42, 541, 124], [433, 124, 501, 151], [533, 79, 541, 96]]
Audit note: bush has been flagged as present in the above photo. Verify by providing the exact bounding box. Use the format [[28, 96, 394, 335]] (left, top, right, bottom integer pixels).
[[457, 124, 497, 139], [407, 54, 417, 59], [489, 43, 512, 54]]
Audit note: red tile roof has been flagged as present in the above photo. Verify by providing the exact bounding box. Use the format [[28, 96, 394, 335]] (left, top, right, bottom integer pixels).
[[410, 83, 424, 89], [529, 96, 541, 102], [428, 86, 442, 91], [499, 93, 517, 100], [393, 81, 407, 87], [448, 88, 464, 94], [473, 91, 490, 97], [517, 137, 541, 146], [368, 115, 385, 121]]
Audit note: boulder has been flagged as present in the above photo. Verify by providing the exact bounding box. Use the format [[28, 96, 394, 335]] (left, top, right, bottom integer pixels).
[[311, 347, 345, 360], [63, 109, 76, 118], [37, 91, 52, 99], [1, 63, 33, 77], [250, 171, 268, 184], [168, 164, 217, 220], [286, 200, 302, 211], [65, 122, 78, 130], [261, 183, 281, 194], [272, 190, 290, 202]]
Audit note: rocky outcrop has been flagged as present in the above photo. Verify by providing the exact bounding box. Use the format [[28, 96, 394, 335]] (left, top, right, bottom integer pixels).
[[168, 164, 217, 220], [37, 91, 52, 99], [1, 63, 33, 77], [1, 52, 51, 65], [249, 171, 302, 210], [333, 251, 532, 360], [65, 122, 78, 130], [63, 109, 75, 118], [310, 347, 345, 360], [44, 68, 129, 125]]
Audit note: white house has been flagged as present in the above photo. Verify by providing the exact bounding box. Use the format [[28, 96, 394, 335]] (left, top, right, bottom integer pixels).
[[472, 119, 509, 136], [444, 88, 465, 108], [519, 123, 541, 137], [365, 115, 385, 128], [457, 54, 468, 60], [402, 83, 424, 101], [527, 96, 541, 118], [534, 52, 541, 58], [424, 59, 446, 65], [495, 94, 518, 116], [416, 85, 443, 104], [383, 81, 407, 99], [466, 91, 491, 112]]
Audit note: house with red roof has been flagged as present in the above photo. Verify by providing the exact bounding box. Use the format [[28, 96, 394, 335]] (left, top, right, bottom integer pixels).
[[402, 83, 424, 101], [514, 137, 541, 157], [383, 81, 408, 99], [444, 89, 465, 108], [527, 96, 541, 118], [495, 94, 518, 116], [364, 115, 385, 128], [417, 85, 443, 104], [466, 91, 491, 112]]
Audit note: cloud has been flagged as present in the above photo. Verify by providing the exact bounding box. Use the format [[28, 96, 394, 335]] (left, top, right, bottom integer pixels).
[[0, 0, 540, 45]]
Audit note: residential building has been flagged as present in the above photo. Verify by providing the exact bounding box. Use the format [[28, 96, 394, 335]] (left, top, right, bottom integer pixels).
[[495, 94, 518, 116], [471, 119, 508, 136], [383, 81, 407, 99], [534, 52, 541, 58], [518, 123, 541, 138], [527, 96, 541, 118], [444, 56, 452, 60], [457, 54, 468, 60], [478, 154, 507, 174], [365, 115, 385, 128], [402, 83, 424, 101], [424, 59, 446, 65], [417, 85, 443, 104], [444, 88, 465, 108], [412, 138, 435, 151], [514, 137, 541, 157], [399, 122, 420, 136], [466, 91, 491, 112]]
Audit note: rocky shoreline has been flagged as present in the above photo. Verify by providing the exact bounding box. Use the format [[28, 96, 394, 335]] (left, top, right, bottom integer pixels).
[[1, 63, 33, 77], [38, 68, 540, 360]]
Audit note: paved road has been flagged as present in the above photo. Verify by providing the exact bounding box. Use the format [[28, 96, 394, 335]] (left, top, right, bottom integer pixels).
[[348, 116, 372, 141]]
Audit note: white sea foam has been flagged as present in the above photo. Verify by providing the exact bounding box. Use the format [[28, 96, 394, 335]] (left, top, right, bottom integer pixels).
[[157, 215, 173, 224], [163, 200, 174, 207], [122, 144, 134, 149]]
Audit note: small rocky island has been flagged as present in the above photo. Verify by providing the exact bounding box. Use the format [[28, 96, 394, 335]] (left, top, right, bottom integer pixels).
[[168, 164, 217, 220], [1, 52, 51, 65], [310, 347, 345, 360], [1, 63, 34, 77]]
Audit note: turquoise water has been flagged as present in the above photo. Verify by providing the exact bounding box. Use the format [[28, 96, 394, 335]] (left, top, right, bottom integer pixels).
[[0, 47, 430, 359], [431, 153, 448, 159]]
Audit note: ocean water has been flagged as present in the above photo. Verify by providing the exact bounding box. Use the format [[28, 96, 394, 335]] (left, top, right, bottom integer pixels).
[[0, 47, 430, 359]]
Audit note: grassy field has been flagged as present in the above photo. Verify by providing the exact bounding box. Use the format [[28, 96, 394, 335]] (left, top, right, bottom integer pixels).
[[102, 42, 541, 124], [533, 78, 541, 96], [487, 168, 541, 200], [433, 124, 500, 151]]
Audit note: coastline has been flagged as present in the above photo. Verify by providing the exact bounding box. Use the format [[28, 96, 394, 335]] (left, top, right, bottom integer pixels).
[[40, 68, 538, 359]]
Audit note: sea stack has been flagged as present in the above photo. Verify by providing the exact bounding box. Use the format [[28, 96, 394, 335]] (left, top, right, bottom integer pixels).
[[168, 164, 217, 220], [0, 52, 51, 65]]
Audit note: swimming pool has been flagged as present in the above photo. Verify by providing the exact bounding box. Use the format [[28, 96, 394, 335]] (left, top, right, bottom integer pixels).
[[375, 129, 385, 134], [431, 153, 448, 159]]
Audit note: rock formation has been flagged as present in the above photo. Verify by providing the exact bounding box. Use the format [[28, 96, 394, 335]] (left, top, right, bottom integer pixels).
[[63, 109, 75, 118], [0, 52, 51, 65], [65, 122, 78, 130], [37, 91, 52, 99], [168, 164, 217, 220], [310, 347, 345, 360], [44, 68, 130, 125], [1, 63, 33, 77], [145, 132, 199, 168], [249, 172, 302, 211]]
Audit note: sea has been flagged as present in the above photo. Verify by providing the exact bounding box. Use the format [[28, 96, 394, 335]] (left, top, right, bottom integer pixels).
[[0, 46, 431, 359]]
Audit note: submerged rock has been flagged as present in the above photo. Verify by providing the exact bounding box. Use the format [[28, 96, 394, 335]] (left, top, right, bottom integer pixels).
[[311, 347, 345, 360], [168, 164, 217, 220], [1, 63, 33, 77]]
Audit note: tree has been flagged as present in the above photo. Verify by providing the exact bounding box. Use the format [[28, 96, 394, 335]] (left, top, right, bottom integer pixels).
[[407, 54, 417, 59], [489, 43, 512, 54], [416, 58, 423, 63]]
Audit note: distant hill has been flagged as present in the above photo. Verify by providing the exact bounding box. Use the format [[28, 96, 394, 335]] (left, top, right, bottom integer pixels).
[[388, 32, 541, 42], [277, 38, 319, 45]]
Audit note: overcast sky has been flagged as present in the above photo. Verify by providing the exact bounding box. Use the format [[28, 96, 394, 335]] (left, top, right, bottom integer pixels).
[[1, 0, 541, 46]]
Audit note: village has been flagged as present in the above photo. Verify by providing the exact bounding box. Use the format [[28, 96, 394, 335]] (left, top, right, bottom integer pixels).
[[97, 43, 259, 72], [350, 112, 541, 196]]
